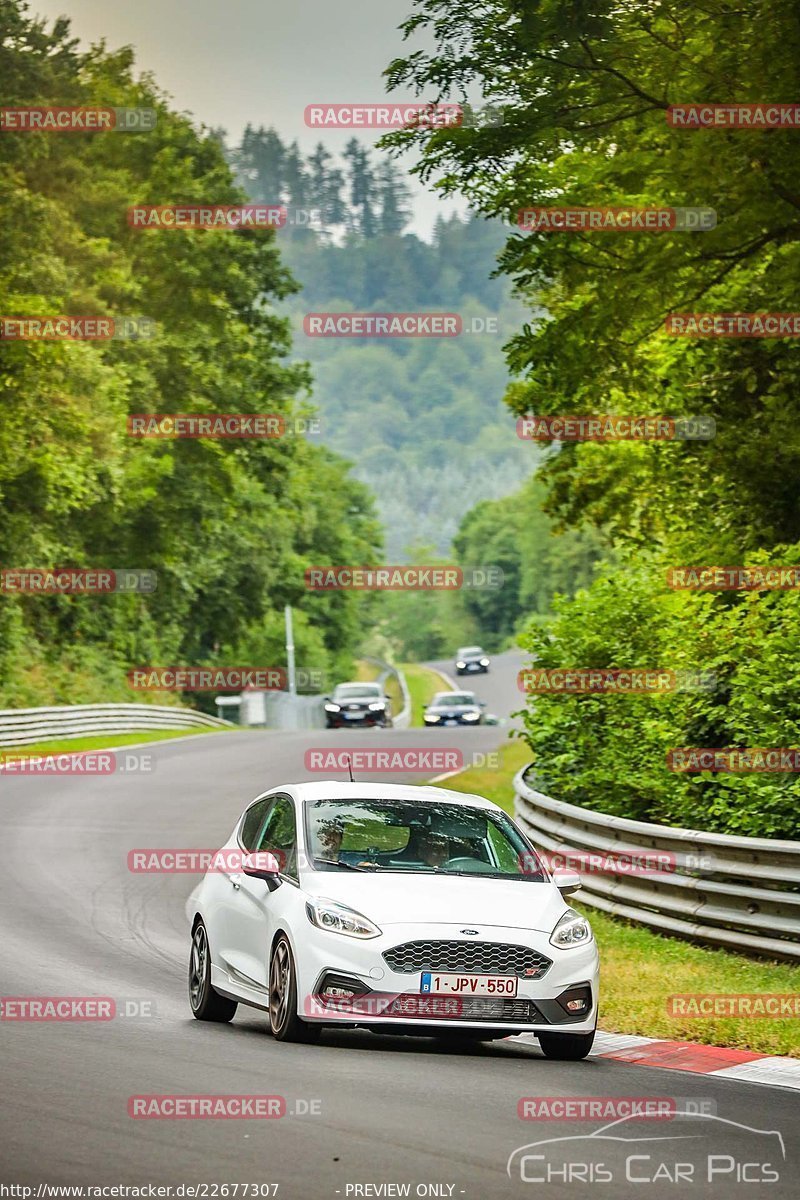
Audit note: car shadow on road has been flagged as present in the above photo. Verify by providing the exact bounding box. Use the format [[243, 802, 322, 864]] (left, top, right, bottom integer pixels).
[[188, 1013, 589, 1061]]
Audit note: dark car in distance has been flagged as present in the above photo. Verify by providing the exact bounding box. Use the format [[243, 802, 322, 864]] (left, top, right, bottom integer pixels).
[[455, 645, 490, 675], [324, 681, 393, 729], [423, 690, 486, 727]]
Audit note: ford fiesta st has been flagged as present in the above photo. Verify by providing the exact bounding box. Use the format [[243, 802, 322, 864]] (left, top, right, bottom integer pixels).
[[187, 781, 599, 1058]]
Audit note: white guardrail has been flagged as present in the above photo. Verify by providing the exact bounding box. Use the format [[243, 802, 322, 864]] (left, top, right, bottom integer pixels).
[[513, 765, 800, 961], [0, 703, 231, 748]]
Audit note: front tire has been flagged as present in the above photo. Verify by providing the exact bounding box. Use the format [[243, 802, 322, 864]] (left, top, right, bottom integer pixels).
[[189, 920, 238, 1023], [538, 1028, 596, 1060], [268, 935, 321, 1043]]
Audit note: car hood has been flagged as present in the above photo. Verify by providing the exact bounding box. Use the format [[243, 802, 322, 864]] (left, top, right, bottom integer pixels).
[[301, 872, 566, 933]]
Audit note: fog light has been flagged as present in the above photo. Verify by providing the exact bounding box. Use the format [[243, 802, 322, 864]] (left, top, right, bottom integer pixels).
[[566, 998, 587, 1012], [324, 985, 356, 998]]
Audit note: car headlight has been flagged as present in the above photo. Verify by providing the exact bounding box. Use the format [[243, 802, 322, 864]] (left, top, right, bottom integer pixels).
[[480, 658, 489, 666], [306, 897, 382, 939], [456, 661, 466, 668], [368, 701, 385, 711], [424, 713, 441, 722], [324, 703, 341, 712], [550, 908, 592, 949], [462, 711, 480, 721]]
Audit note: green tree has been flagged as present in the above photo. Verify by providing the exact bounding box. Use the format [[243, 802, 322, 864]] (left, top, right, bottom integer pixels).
[[0, 0, 381, 705], [383, 0, 800, 555]]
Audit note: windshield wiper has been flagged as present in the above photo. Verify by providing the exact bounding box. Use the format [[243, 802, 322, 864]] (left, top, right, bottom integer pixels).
[[438, 869, 541, 880], [312, 857, 369, 872]]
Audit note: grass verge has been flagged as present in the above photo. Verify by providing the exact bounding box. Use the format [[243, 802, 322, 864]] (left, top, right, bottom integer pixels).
[[432, 734, 800, 1058], [402, 663, 450, 726]]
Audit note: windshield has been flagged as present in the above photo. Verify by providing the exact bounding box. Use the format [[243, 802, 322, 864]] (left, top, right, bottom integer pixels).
[[334, 683, 381, 700], [305, 799, 546, 879], [458, 647, 484, 657], [432, 693, 477, 707]]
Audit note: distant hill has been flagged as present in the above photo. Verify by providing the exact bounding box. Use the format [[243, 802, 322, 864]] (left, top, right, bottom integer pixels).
[[224, 128, 536, 557]]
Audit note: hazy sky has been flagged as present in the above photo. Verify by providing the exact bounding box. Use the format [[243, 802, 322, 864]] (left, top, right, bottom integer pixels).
[[31, 0, 464, 234]]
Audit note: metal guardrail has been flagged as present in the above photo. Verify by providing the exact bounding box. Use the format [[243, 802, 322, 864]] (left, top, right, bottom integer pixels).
[[514, 765, 800, 961], [362, 656, 411, 730], [236, 659, 410, 731], [0, 703, 231, 748]]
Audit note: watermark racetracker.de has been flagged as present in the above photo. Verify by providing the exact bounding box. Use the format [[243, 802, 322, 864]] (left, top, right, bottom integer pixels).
[[0, 106, 157, 131], [0, 316, 156, 340], [304, 566, 503, 591], [518, 668, 716, 694], [0, 752, 154, 775], [304, 748, 499, 774], [517, 415, 715, 441], [0, 569, 157, 594], [518, 207, 716, 232]]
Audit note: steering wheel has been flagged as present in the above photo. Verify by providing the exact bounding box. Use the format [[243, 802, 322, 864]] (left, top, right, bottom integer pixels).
[[442, 856, 497, 873]]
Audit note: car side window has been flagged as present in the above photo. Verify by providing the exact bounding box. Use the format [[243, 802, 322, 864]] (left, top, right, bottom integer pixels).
[[256, 796, 298, 880], [239, 798, 272, 851]]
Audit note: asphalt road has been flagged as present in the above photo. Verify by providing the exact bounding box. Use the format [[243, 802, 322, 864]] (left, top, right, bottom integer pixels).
[[1, 650, 796, 1196]]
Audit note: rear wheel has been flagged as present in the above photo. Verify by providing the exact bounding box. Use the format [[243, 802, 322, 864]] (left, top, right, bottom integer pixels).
[[537, 1028, 595, 1060], [268, 935, 321, 1043], [189, 920, 238, 1022]]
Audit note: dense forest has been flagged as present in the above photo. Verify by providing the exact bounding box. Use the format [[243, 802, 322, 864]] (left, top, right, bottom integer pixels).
[[387, 0, 800, 838], [0, 1, 381, 705], [222, 127, 534, 557]]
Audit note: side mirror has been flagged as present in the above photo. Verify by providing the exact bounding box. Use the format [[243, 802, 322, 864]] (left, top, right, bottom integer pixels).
[[552, 868, 581, 897], [479, 699, 487, 708], [242, 851, 282, 887]]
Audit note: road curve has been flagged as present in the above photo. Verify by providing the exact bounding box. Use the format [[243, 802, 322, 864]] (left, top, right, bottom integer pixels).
[[1, 651, 796, 1196]]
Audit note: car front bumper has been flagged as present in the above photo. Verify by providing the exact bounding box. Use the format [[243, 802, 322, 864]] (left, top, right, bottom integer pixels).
[[326, 712, 388, 727], [293, 920, 599, 1035]]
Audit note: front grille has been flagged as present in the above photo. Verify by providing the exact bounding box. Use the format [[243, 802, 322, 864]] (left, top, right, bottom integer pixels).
[[383, 940, 551, 979], [383, 995, 545, 1024]]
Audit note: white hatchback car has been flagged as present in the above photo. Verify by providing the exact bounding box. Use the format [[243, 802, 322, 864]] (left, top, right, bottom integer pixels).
[[187, 781, 599, 1058]]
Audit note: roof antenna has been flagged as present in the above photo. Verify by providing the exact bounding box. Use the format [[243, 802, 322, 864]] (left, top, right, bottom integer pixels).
[[344, 754, 355, 783]]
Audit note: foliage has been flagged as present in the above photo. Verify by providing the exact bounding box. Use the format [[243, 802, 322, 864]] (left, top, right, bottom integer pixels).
[[384, 0, 800, 837], [222, 126, 535, 558], [384, 0, 800, 553], [0, 1, 381, 706], [452, 473, 607, 644], [520, 552, 800, 839]]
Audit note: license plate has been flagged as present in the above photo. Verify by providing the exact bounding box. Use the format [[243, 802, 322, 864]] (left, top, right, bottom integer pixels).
[[344, 712, 362, 719], [468, 663, 478, 670], [420, 972, 518, 997], [445, 718, 457, 725]]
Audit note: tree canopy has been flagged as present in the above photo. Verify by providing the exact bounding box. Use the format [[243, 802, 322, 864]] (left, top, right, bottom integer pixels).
[[0, 0, 381, 705]]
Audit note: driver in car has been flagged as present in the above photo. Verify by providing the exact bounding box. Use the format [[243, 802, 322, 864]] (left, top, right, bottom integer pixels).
[[314, 817, 345, 863], [415, 830, 450, 869]]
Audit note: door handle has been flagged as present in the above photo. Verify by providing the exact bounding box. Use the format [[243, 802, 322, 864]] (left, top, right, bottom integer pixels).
[[229, 873, 241, 891]]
